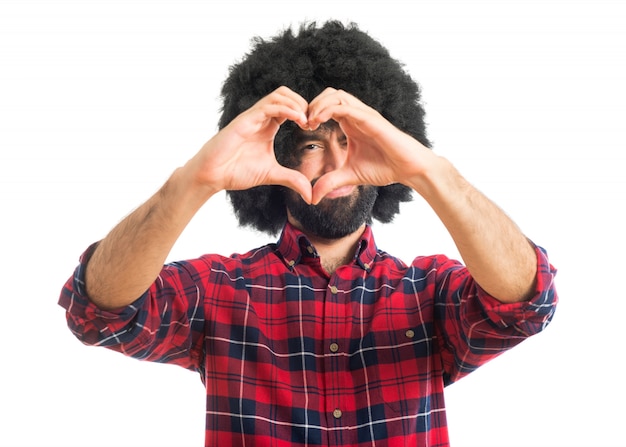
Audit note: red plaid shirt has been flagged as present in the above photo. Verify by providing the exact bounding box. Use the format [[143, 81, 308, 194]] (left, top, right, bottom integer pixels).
[[59, 223, 557, 446]]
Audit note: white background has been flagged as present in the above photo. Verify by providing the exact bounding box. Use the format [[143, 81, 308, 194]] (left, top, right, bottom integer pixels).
[[1, 0, 624, 446]]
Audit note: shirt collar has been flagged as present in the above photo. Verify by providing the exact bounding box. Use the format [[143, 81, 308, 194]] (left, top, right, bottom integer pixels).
[[276, 222, 377, 271]]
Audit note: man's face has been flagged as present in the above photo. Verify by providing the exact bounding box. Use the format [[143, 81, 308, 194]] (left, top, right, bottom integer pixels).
[[283, 122, 377, 239]]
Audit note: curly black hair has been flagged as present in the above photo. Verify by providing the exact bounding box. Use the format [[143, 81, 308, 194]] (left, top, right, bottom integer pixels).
[[219, 20, 431, 235]]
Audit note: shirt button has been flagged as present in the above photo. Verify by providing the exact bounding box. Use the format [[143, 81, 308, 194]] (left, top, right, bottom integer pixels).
[[288, 260, 295, 267], [330, 285, 338, 294], [329, 342, 339, 353], [333, 408, 343, 419], [405, 329, 415, 339]]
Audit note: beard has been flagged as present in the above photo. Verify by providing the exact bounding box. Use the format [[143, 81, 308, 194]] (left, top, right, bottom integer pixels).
[[284, 185, 378, 239]]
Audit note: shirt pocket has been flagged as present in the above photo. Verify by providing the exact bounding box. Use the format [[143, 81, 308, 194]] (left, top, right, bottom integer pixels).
[[349, 323, 437, 415]]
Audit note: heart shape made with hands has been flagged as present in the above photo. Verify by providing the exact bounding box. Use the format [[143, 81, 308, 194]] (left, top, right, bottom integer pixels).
[[215, 86, 426, 206], [278, 88, 424, 205]]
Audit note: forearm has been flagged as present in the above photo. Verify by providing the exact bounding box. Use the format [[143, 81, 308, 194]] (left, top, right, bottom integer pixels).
[[411, 156, 537, 303], [85, 166, 215, 310], [82, 89, 314, 310]]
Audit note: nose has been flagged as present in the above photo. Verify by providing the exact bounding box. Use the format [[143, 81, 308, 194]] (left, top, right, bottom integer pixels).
[[322, 133, 348, 173]]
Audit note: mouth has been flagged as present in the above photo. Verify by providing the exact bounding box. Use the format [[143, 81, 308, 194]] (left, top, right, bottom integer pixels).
[[323, 185, 356, 199]]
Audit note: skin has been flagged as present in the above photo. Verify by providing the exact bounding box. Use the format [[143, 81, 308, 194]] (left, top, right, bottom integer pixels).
[[85, 86, 537, 310]]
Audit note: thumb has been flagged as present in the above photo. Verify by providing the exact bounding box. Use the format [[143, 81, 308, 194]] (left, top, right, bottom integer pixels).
[[271, 166, 313, 204], [311, 170, 355, 205]]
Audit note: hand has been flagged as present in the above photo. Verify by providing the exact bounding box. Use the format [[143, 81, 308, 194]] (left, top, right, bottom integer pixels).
[[305, 88, 435, 204], [187, 86, 314, 203]]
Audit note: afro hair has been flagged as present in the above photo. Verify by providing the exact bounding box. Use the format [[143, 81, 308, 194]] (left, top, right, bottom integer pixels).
[[219, 20, 431, 235]]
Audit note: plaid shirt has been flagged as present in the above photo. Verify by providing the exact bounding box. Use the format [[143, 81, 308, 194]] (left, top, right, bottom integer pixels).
[[59, 223, 557, 446]]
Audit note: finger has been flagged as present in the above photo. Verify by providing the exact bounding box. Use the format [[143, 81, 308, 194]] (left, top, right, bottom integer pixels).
[[306, 88, 346, 129], [310, 169, 357, 205], [260, 87, 309, 127], [273, 86, 309, 112], [245, 103, 308, 132], [269, 166, 313, 204], [308, 94, 373, 131], [308, 87, 339, 106]]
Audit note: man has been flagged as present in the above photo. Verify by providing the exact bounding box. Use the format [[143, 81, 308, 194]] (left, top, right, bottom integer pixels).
[[59, 21, 557, 446]]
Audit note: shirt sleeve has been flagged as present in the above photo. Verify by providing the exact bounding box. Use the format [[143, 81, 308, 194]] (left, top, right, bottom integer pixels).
[[431, 243, 558, 384], [58, 243, 209, 373]]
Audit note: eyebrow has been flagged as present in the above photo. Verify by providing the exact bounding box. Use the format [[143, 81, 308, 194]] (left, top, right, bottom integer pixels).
[[293, 121, 343, 144]]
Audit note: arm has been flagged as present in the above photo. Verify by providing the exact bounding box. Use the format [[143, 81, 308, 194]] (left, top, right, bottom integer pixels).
[[85, 87, 312, 310], [409, 157, 537, 303], [306, 88, 536, 303]]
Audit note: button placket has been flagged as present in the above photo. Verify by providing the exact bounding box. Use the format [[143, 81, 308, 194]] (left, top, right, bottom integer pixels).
[[325, 280, 346, 425]]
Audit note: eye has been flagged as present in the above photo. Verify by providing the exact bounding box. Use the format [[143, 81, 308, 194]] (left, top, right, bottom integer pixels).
[[300, 143, 322, 152]]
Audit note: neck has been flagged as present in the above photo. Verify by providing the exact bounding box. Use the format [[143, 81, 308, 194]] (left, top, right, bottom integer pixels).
[[288, 216, 366, 275]]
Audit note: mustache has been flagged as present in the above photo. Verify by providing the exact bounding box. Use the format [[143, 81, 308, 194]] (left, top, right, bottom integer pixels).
[[309, 177, 361, 190]]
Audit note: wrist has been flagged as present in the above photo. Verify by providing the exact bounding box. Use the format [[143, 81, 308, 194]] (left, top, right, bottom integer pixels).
[[406, 155, 462, 203], [164, 164, 218, 216]]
